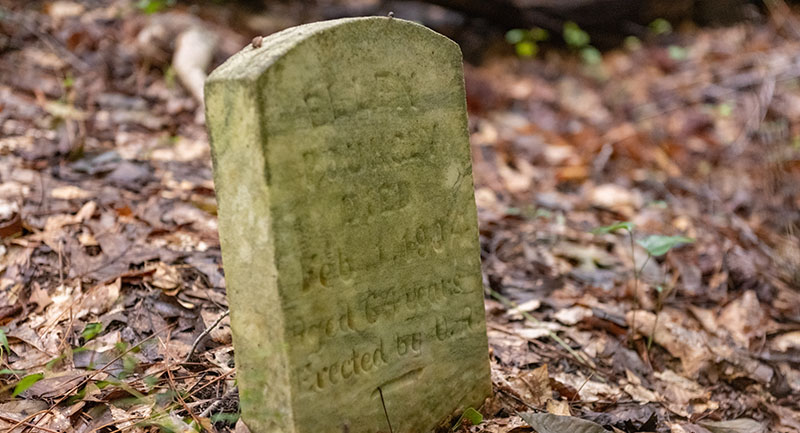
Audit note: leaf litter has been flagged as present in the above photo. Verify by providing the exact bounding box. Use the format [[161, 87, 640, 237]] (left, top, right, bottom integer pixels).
[[1, 1, 800, 432]]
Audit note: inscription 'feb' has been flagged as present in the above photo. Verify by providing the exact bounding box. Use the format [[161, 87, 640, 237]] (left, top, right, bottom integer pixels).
[[205, 16, 491, 433]]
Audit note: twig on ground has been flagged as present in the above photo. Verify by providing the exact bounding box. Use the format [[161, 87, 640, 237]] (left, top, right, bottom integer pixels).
[[0, 414, 60, 433], [486, 288, 595, 370], [199, 385, 237, 418], [184, 310, 230, 364], [165, 365, 204, 428]]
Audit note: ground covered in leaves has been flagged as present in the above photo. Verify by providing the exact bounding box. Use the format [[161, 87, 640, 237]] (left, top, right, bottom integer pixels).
[[0, 1, 799, 432]]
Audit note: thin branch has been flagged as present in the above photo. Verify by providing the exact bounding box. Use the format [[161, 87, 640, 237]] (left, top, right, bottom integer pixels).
[[378, 387, 393, 433], [486, 287, 596, 371], [199, 386, 237, 418], [184, 310, 230, 364]]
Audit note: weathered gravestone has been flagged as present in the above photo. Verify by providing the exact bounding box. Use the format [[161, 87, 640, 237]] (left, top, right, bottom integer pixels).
[[204, 16, 490, 433]]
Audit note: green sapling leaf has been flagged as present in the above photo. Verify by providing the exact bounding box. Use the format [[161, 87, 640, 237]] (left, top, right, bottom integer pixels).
[[505, 29, 526, 44], [13, 373, 44, 397], [637, 235, 694, 257], [463, 407, 483, 425], [82, 322, 103, 342], [563, 21, 590, 48], [453, 407, 483, 430], [591, 221, 635, 234], [0, 328, 9, 358]]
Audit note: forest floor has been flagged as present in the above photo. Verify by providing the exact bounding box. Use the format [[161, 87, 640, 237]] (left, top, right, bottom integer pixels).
[[1, 1, 799, 432]]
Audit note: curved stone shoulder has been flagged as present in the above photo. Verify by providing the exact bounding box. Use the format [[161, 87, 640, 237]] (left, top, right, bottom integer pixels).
[[205, 16, 460, 83]]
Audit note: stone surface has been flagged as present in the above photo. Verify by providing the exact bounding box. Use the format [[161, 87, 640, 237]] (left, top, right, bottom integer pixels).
[[205, 17, 490, 433]]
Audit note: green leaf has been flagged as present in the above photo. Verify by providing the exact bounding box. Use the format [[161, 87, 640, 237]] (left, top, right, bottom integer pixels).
[[0, 328, 9, 357], [144, 375, 159, 390], [649, 18, 673, 35], [563, 21, 590, 48], [515, 41, 538, 58], [505, 29, 527, 44], [121, 355, 139, 379], [210, 412, 240, 425], [580, 46, 602, 65], [717, 102, 733, 117], [637, 235, 694, 257], [62, 74, 74, 89], [136, 0, 175, 14], [591, 221, 634, 234], [463, 407, 483, 425], [530, 27, 549, 42], [0, 369, 24, 375], [668, 45, 688, 61], [45, 354, 66, 370], [82, 322, 103, 342], [12, 373, 44, 397], [452, 407, 483, 430], [624, 35, 642, 51]]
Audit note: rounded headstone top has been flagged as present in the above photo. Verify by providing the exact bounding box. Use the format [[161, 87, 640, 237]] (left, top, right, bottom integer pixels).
[[206, 17, 459, 83]]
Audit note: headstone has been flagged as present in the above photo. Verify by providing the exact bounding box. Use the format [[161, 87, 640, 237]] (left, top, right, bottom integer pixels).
[[204, 17, 490, 433]]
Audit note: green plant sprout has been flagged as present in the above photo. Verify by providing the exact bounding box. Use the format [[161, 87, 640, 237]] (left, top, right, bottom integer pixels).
[[592, 222, 694, 351], [136, 0, 175, 14], [210, 412, 240, 425], [505, 22, 601, 65], [592, 222, 641, 339], [45, 353, 67, 370], [82, 322, 103, 342], [452, 407, 483, 430], [505, 27, 549, 58], [636, 234, 694, 349], [563, 21, 602, 65], [0, 328, 8, 359], [563, 21, 589, 47], [637, 235, 694, 257], [667, 45, 688, 61], [624, 36, 642, 51], [12, 373, 44, 397], [649, 18, 673, 35]]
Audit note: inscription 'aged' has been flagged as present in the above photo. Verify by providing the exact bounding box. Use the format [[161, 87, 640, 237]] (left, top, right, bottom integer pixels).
[[205, 17, 491, 433]]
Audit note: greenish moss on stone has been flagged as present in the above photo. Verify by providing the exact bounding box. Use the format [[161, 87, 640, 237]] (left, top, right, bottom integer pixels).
[[205, 17, 491, 433]]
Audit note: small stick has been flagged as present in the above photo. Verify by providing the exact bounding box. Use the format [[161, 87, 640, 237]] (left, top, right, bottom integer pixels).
[[166, 365, 203, 428], [199, 386, 237, 418], [183, 310, 230, 363], [0, 414, 60, 433], [378, 387, 393, 433]]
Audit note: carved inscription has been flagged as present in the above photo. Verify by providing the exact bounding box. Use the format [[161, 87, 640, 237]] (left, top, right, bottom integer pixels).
[[300, 121, 440, 194], [296, 341, 389, 392], [299, 216, 473, 294], [270, 70, 418, 133], [293, 305, 478, 393], [282, 92, 484, 402], [288, 271, 478, 352]]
